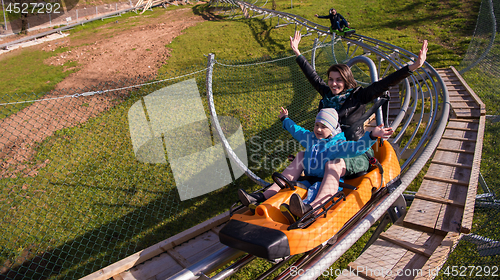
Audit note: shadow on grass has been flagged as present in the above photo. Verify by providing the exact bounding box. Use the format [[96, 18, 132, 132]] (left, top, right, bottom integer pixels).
[[1, 39, 329, 280], [0, 168, 254, 279], [192, 3, 228, 21]]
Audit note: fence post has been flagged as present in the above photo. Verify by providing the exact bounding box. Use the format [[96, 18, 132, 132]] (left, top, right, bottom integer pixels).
[[1, 0, 7, 31]]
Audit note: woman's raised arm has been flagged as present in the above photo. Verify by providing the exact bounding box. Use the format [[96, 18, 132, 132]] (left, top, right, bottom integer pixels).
[[289, 31, 302, 57], [408, 40, 428, 72]]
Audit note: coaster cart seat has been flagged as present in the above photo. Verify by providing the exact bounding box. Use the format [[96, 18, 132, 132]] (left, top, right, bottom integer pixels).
[[219, 139, 400, 261]]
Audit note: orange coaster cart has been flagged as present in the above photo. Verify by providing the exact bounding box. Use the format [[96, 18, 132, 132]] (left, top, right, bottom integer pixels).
[[219, 139, 401, 261]]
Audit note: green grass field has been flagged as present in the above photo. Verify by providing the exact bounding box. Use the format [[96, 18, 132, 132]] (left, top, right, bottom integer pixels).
[[1, 0, 497, 278]]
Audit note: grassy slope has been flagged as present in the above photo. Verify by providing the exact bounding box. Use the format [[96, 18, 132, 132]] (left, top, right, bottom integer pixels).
[[0, 0, 490, 278], [1, 0, 478, 98], [163, 0, 478, 71], [158, 0, 485, 279]]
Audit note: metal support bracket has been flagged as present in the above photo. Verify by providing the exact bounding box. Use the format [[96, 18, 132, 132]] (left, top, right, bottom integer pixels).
[[361, 194, 407, 253]]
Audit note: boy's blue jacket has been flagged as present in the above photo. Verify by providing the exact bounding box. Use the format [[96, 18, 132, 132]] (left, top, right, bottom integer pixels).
[[282, 118, 377, 178]]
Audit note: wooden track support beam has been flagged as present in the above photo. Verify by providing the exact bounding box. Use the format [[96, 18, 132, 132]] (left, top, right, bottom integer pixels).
[[81, 211, 232, 280]]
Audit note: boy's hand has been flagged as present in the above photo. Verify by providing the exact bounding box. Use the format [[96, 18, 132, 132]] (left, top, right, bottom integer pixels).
[[371, 124, 393, 139], [279, 107, 289, 119]]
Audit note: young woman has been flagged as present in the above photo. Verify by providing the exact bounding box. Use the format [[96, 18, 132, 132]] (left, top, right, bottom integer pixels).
[[239, 31, 428, 218]]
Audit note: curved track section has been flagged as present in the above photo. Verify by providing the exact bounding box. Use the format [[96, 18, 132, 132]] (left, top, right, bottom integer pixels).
[[85, 2, 451, 279], [205, 1, 450, 278]]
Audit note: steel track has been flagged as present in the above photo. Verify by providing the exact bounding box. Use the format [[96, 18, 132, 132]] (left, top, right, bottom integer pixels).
[[90, 1, 450, 279], [190, 1, 448, 279]]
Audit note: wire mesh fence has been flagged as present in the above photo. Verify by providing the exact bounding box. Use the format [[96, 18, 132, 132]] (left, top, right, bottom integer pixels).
[[0, 70, 212, 278], [0, 37, 373, 278], [0, 0, 498, 278], [438, 0, 500, 278], [457, 0, 500, 117]]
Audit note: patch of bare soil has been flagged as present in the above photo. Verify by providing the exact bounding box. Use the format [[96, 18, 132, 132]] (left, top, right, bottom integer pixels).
[[0, 5, 212, 178]]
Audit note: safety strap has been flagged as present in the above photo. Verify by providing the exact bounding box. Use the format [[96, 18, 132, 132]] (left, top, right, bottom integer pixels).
[[355, 93, 390, 191], [382, 93, 390, 128]]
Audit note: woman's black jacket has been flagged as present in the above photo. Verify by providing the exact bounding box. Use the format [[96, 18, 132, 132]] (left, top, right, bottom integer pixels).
[[296, 55, 413, 141]]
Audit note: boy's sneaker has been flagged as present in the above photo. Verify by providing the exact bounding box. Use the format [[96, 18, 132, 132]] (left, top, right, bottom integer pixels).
[[248, 203, 258, 215], [289, 193, 313, 218], [280, 203, 297, 224]]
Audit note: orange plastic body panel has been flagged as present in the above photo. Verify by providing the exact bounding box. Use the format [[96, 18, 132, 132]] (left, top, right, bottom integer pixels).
[[230, 140, 400, 256]]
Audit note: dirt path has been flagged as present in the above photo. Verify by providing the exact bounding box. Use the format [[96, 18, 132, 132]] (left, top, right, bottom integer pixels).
[[0, 5, 212, 178], [48, 6, 211, 89]]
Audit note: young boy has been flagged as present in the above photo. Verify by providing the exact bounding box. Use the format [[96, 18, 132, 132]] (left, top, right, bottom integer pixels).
[[239, 107, 393, 221]]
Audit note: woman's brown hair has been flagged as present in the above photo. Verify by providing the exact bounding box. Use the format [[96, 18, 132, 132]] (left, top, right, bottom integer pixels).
[[327, 64, 357, 90]]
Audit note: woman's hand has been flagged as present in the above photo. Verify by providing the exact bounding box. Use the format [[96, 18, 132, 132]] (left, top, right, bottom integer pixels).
[[289, 31, 302, 56], [409, 40, 428, 71], [279, 107, 289, 119], [371, 124, 394, 139]]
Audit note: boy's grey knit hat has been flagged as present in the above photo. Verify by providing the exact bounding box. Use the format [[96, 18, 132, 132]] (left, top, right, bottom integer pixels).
[[315, 108, 340, 133]]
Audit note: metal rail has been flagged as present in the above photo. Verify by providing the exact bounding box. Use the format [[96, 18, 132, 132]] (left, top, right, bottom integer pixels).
[[202, 1, 450, 279], [86, 2, 450, 279]]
